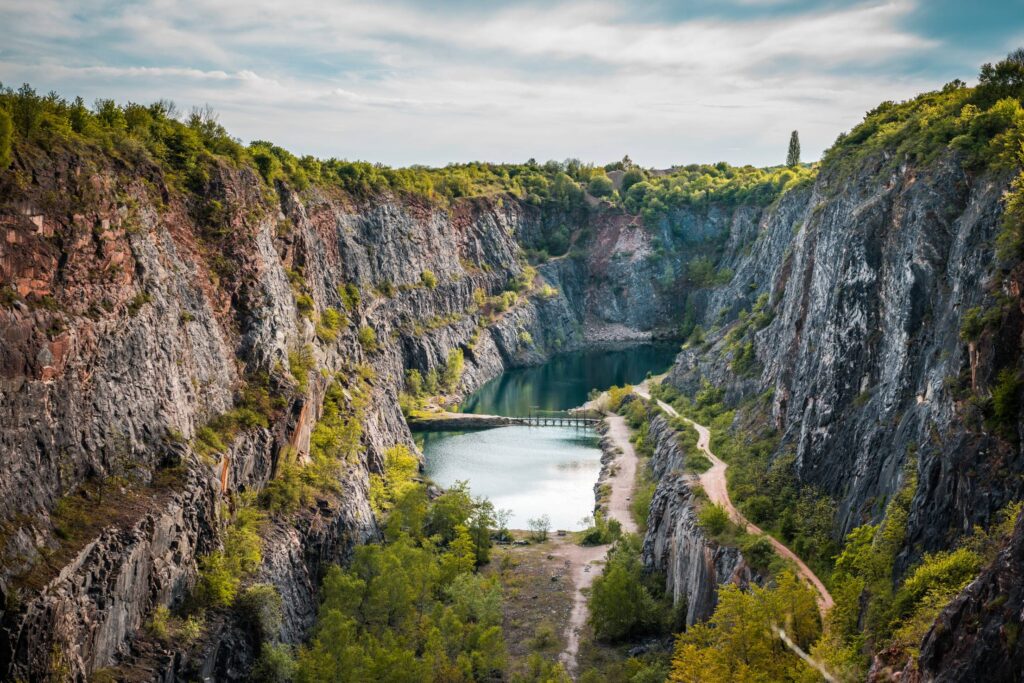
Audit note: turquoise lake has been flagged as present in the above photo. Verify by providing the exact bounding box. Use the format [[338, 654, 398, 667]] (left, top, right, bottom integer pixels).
[[421, 344, 677, 530]]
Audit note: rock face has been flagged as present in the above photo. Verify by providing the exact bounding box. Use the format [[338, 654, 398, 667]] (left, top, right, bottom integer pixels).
[[0, 144, 690, 680], [664, 151, 1022, 566], [916, 510, 1024, 682], [641, 414, 755, 626]]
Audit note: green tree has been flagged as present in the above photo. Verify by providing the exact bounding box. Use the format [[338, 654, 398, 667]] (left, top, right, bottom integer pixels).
[[587, 175, 614, 197], [589, 536, 661, 641], [787, 130, 801, 166], [0, 109, 12, 170], [441, 349, 464, 392], [621, 168, 646, 195]]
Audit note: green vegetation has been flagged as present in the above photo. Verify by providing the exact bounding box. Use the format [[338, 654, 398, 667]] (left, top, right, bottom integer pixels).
[[587, 174, 614, 197], [191, 378, 278, 461], [399, 348, 467, 414], [315, 307, 345, 344], [295, 477, 507, 681], [685, 256, 733, 288], [261, 368, 372, 512], [0, 84, 594, 214], [357, 326, 378, 352], [0, 109, 11, 169], [651, 382, 838, 577], [589, 535, 676, 641], [578, 512, 622, 546], [668, 571, 820, 682], [195, 499, 264, 608], [288, 344, 316, 393], [369, 445, 420, 515], [339, 283, 361, 312], [621, 163, 815, 227], [786, 130, 801, 167], [147, 605, 204, 645], [421, 269, 438, 289]]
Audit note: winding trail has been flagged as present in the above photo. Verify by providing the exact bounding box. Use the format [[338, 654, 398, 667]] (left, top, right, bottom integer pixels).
[[633, 387, 835, 617], [556, 412, 639, 676]]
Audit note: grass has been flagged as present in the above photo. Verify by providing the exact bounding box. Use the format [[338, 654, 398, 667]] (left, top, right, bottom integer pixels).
[[480, 535, 574, 679]]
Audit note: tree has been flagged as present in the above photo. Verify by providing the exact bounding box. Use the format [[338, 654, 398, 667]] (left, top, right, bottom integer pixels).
[[786, 130, 800, 167], [589, 536, 661, 641], [587, 175, 614, 197], [528, 514, 550, 542], [0, 110, 12, 170], [621, 168, 646, 195]]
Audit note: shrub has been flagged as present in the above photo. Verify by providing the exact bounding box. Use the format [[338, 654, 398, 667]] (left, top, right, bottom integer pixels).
[[441, 348, 464, 392], [315, 307, 344, 343], [195, 503, 264, 608], [579, 513, 622, 546], [287, 345, 315, 393], [991, 368, 1021, 431], [589, 535, 663, 641], [588, 175, 614, 197], [420, 269, 438, 289], [537, 284, 559, 299], [697, 504, 730, 537], [739, 535, 775, 571], [251, 643, 297, 683], [369, 445, 420, 515], [620, 168, 646, 194], [236, 583, 283, 641], [518, 330, 534, 346], [357, 326, 377, 352], [528, 514, 551, 542], [0, 109, 12, 169], [339, 283, 361, 311]]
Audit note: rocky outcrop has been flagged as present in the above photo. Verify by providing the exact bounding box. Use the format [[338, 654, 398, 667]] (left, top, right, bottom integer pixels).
[[665, 151, 1022, 568], [0, 141, 690, 680], [915, 509, 1024, 682], [641, 414, 754, 626]]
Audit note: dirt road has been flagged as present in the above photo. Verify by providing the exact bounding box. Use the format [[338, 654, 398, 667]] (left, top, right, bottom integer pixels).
[[633, 388, 834, 616], [556, 412, 639, 675]]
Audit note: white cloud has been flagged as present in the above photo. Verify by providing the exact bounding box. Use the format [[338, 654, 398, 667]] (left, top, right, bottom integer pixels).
[[0, 0, 952, 166]]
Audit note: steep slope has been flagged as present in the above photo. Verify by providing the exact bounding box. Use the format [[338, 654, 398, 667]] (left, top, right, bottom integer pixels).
[[653, 62, 1024, 676], [0, 125, 696, 679]]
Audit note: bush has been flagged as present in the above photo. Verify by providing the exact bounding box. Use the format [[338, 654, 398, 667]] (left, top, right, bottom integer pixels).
[[528, 514, 550, 542], [991, 368, 1021, 431], [588, 175, 614, 197], [0, 109, 11, 170], [236, 584, 283, 641], [739, 535, 775, 571], [288, 345, 315, 393], [251, 643, 297, 683], [697, 504, 730, 537], [420, 269, 438, 289], [339, 283, 361, 311], [196, 503, 264, 608], [441, 348, 464, 392], [579, 513, 622, 546], [357, 325, 377, 352], [589, 535, 663, 641]]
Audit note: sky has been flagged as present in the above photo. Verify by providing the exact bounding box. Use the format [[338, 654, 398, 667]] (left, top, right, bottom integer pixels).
[[1, 0, 1022, 168]]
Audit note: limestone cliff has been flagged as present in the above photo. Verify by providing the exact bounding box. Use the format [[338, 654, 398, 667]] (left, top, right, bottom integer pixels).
[[0, 142, 682, 680]]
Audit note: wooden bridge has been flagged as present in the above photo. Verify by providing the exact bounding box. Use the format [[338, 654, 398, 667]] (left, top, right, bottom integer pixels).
[[408, 409, 602, 432], [517, 409, 602, 428]]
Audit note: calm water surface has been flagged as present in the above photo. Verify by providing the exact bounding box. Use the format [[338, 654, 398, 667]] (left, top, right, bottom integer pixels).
[[421, 344, 676, 530], [460, 343, 678, 415]]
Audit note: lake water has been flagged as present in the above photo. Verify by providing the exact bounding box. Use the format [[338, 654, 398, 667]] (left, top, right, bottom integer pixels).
[[421, 344, 677, 530]]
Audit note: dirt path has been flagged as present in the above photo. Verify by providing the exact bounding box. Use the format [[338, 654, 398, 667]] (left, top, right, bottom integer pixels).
[[556, 412, 640, 675], [633, 388, 835, 616]]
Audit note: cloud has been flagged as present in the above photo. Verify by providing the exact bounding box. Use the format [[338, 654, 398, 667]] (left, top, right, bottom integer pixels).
[[0, 0, 993, 167]]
